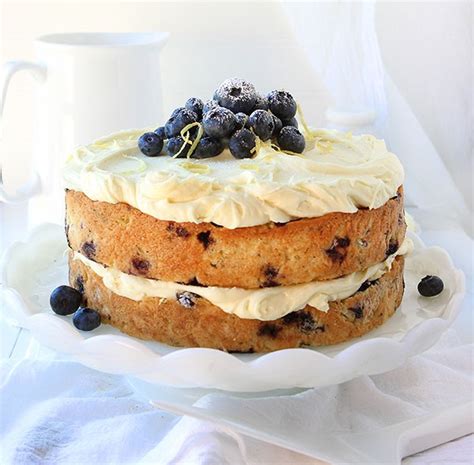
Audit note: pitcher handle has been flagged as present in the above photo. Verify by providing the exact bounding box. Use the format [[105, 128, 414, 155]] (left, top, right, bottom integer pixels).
[[0, 60, 46, 203]]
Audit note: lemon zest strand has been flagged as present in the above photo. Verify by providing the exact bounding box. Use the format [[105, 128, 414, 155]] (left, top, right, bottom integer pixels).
[[239, 163, 259, 171], [179, 161, 210, 174], [250, 135, 261, 156], [185, 122, 204, 159], [172, 133, 193, 159], [172, 144, 186, 159], [296, 103, 314, 141], [171, 122, 204, 159]]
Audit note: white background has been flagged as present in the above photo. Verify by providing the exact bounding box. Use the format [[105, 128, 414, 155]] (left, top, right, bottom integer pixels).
[[1, 1, 472, 211]]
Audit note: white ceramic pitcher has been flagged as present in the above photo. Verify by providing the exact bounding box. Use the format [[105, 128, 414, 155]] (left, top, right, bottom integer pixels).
[[0, 32, 168, 226]]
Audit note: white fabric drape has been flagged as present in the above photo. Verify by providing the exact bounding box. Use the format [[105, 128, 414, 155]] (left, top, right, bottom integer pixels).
[[1, 331, 472, 465], [283, 1, 471, 234]]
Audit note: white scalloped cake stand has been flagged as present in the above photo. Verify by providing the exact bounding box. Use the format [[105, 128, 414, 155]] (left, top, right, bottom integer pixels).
[[0, 223, 465, 392]]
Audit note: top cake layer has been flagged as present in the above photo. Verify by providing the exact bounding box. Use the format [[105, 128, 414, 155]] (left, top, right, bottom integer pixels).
[[64, 128, 404, 229]]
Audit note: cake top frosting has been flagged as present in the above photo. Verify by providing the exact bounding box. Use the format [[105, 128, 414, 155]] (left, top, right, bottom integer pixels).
[[63, 127, 404, 228]]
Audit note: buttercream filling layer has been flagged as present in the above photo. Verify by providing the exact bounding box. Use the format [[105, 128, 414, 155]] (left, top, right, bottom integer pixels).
[[73, 238, 412, 321], [63, 128, 404, 229]]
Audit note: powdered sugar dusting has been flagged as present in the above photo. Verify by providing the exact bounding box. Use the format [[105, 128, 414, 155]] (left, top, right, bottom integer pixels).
[[203, 107, 234, 125], [214, 78, 257, 113]]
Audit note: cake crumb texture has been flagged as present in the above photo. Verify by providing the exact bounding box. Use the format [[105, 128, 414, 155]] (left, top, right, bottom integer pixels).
[[66, 188, 406, 289], [69, 254, 405, 352]]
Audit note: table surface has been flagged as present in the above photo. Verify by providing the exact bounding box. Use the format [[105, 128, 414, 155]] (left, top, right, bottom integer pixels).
[[1, 204, 473, 464]]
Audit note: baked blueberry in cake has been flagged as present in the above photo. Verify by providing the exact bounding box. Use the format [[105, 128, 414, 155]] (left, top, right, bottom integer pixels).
[[61, 78, 417, 351]]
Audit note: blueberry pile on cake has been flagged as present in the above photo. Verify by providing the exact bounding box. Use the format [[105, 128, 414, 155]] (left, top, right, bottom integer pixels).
[[63, 78, 412, 352]]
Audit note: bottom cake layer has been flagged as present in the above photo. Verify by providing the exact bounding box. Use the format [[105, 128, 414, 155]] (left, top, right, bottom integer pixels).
[[69, 256, 405, 352]]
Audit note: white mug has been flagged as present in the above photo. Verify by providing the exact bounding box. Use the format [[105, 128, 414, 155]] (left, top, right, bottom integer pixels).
[[0, 32, 168, 225]]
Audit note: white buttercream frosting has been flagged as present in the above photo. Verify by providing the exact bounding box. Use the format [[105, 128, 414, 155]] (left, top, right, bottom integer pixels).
[[73, 238, 412, 321], [63, 128, 404, 229]]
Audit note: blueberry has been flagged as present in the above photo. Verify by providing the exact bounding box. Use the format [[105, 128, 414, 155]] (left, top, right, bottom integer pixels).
[[50, 285, 82, 316], [248, 110, 275, 141], [164, 107, 198, 138], [185, 97, 204, 120], [166, 136, 192, 158], [235, 112, 248, 129], [192, 136, 225, 159], [214, 78, 257, 114], [272, 115, 283, 136], [176, 291, 198, 308], [72, 307, 101, 331], [253, 94, 269, 111], [154, 126, 166, 140], [229, 129, 256, 159], [167, 106, 183, 121], [282, 117, 298, 129], [202, 106, 237, 138], [203, 99, 219, 115], [277, 126, 306, 153], [418, 275, 444, 297], [138, 132, 164, 157], [267, 90, 297, 120]]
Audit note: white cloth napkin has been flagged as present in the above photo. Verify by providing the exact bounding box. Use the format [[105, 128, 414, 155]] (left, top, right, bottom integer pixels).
[[1, 331, 472, 465]]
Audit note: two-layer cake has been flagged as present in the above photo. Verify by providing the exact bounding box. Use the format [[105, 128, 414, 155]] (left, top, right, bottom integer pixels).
[[63, 79, 410, 352]]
